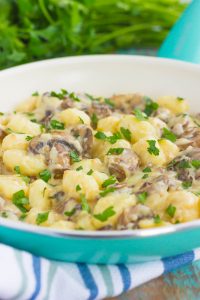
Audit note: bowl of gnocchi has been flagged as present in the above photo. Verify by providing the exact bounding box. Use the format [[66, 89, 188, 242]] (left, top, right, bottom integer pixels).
[[0, 55, 200, 264]]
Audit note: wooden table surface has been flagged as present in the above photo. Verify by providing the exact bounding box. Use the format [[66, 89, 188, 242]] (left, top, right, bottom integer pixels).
[[107, 260, 200, 300]]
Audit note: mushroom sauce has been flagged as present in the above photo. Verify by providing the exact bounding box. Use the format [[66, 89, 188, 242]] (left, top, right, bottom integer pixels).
[[0, 90, 200, 231]]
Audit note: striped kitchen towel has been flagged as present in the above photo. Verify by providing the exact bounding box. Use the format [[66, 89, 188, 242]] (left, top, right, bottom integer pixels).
[[0, 243, 200, 300]]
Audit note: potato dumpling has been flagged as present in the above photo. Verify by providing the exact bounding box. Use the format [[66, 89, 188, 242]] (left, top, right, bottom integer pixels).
[[159, 139, 179, 164], [63, 170, 99, 201], [166, 191, 199, 223], [3, 149, 46, 176], [118, 115, 157, 143], [146, 192, 169, 218], [132, 139, 166, 166], [0, 175, 28, 200], [75, 211, 95, 230], [157, 96, 189, 114], [26, 208, 62, 226], [29, 179, 51, 210], [6, 114, 41, 136], [148, 117, 168, 137], [97, 116, 121, 133], [15, 96, 39, 112], [60, 108, 90, 126], [72, 158, 107, 173], [50, 220, 75, 230], [2, 133, 30, 151], [92, 193, 136, 229]]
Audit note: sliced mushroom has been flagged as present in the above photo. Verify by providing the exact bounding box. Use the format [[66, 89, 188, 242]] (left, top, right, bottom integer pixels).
[[60, 98, 75, 110], [111, 93, 145, 114], [70, 125, 93, 157], [106, 149, 139, 181], [116, 204, 154, 230], [87, 101, 112, 119]]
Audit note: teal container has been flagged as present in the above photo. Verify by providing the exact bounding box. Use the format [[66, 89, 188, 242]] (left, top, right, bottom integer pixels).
[[158, 0, 200, 63]]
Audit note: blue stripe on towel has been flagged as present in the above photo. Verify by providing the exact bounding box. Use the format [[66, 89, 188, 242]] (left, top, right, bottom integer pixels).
[[162, 251, 194, 274], [77, 263, 98, 300], [30, 256, 41, 300], [117, 264, 131, 292]]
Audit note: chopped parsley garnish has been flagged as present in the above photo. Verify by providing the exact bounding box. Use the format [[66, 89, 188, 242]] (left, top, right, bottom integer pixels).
[[50, 89, 68, 100], [87, 169, 93, 175], [80, 194, 90, 212], [134, 108, 148, 121], [64, 208, 76, 217], [76, 184, 81, 191], [70, 151, 81, 163], [107, 148, 124, 155], [104, 98, 114, 107], [107, 132, 122, 144], [142, 174, 149, 179], [50, 119, 65, 130], [154, 215, 161, 224], [162, 128, 177, 142], [95, 131, 107, 140], [0, 112, 4, 116], [177, 97, 184, 101], [99, 187, 116, 197], [14, 166, 30, 184], [25, 135, 33, 141], [36, 211, 49, 225], [102, 176, 117, 188], [19, 213, 27, 221], [147, 140, 160, 156], [137, 192, 148, 204], [32, 91, 39, 96], [14, 166, 20, 174], [94, 206, 116, 222], [69, 92, 81, 102], [76, 166, 83, 171], [191, 160, 200, 169], [178, 160, 191, 169], [12, 190, 29, 213], [182, 181, 192, 189], [144, 98, 159, 116], [120, 127, 131, 142], [39, 169, 51, 182], [143, 167, 151, 173], [166, 204, 176, 218], [85, 93, 100, 101], [91, 113, 98, 127], [1, 211, 8, 218]]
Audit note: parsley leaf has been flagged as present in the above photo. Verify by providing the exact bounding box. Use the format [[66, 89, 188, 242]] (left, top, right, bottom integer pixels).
[[143, 167, 151, 173], [94, 206, 115, 222], [64, 208, 76, 217], [80, 194, 90, 212], [32, 91, 39, 96], [25, 135, 33, 141], [91, 113, 98, 127], [120, 127, 131, 142], [144, 98, 159, 116], [12, 190, 29, 213], [50, 119, 65, 130], [107, 132, 122, 144], [182, 181, 192, 189], [76, 166, 83, 171], [70, 151, 81, 163], [162, 128, 177, 142], [99, 187, 116, 197], [76, 184, 81, 191], [107, 148, 124, 155], [104, 98, 114, 107], [87, 169, 93, 175], [178, 160, 191, 169], [191, 160, 200, 169], [177, 97, 184, 101], [147, 140, 160, 156], [134, 108, 148, 121], [166, 204, 176, 218], [154, 215, 161, 224], [50, 89, 68, 100], [39, 169, 51, 182], [95, 131, 107, 140], [14, 166, 30, 184], [102, 176, 117, 188], [69, 92, 81, 102], [36, 212, 49, 225], [137, 192, 148, 204]]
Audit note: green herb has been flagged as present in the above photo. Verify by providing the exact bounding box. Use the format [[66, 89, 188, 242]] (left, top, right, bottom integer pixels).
[[14, 166, 30, 184], [177, 97, 184, 101], [134, 108, 148, 121], [107, 132, 122, 144], [14, 166, 20, 174], [70, 151, 80, 163], [19, 213, 27, 221], [0, 112, 4, 116], [79, 117, 84, 124], [104, 98, 114, 107], [64, 208, 76, 217], [144, 98, 159, 116], [137, 192, 148, 204], [36, 211, 49, 225], [94, 206, 115, 222], [120, 127, 131, 142], [1, 211, 8, 218], [147, 140, 160, 156], [178, 160, 191, 169], [76, 184, 81, 191], [166, 204, 176, 218], [182, 181, 192, 189], [39, 169, 51, 182], [143, 167, 151, 173], [142, 174, 149, 179], [87, 169, 93, 175], [91, 113, 98, 127], [12, 190, 29, 213], [102, 176, 117, 188], [99, 187, 116, 197], [107, 148, 124, 155], [50, 119, 65, 130], [80, 194, 90, 212], [154, 215, 161, 224], [162, 128, 177, 142], [95, 131, 107, 140], [76, 166, 83, 171], [191, 160, 200, 169], [85, 93, 99, 101], [50, 89, 68, 100], [69, 92, 81, 102], [32, 91, 39, 96], [25, 135, 33, 141], [30, 118, 37, 123]]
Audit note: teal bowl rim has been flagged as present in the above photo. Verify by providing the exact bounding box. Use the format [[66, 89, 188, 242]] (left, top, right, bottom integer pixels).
[[1, 54, 200, 240]]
